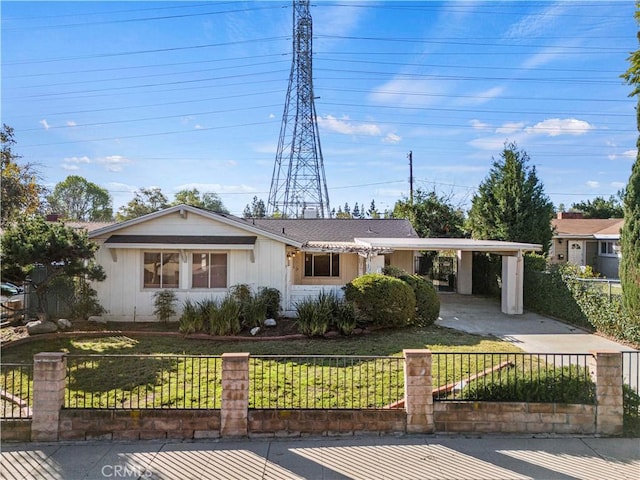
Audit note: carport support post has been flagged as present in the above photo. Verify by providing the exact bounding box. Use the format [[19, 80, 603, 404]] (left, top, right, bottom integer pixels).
[[501, 251, 524, 314], [31, 352, 67, 441], [590, 350, 623, 435], [221, 352, 249, 437], [456, 250, 473, 294], [404, 349, 434, 433]]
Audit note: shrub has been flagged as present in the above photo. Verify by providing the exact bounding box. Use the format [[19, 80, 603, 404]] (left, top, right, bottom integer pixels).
[[399, 274, 440, 327], [334, 300, 359, 335], [65, 277, 106, 320], [623, 384, 640, 437], [344, 273, 415, 328], [258, 287, 281, 319], [205, 295, 242, 336], [295, 295, 333, 336], [153, 290, 177, 323], [462, 365, 596, 404], [178, 298, 202, 334]]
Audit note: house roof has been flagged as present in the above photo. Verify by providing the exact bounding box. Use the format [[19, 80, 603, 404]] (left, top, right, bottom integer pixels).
[[249, 218, 418, 243], [552, 218, 623, 239]]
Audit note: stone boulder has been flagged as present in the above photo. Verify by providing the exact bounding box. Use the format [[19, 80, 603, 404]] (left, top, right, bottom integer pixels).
[[264, 318, 277, 327], [26, 320, 58, 335], [57, 318, 72, 330]]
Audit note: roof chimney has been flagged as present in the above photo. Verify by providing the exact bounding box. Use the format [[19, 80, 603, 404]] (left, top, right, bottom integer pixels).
[[557, 211, 584, 220]]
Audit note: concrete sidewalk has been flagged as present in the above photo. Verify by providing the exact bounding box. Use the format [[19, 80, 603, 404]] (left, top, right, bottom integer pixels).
[[2, 435, 639, 480]]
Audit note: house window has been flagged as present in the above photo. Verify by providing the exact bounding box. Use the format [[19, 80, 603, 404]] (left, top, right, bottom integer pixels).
[[192, 253, 227, 288], [304, 253, 340, 277], [599, 241, 618, 257], [143, 252, 179, 288]]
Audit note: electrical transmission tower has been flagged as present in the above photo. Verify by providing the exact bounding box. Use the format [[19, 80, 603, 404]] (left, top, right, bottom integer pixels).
[[268, 0, 330, 218]]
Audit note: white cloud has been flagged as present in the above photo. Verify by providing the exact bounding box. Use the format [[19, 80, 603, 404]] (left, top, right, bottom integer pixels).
[[622, 149, 637, 159], [611, 181, 626, 189], [470, 119, 491, 130], [317, 115, 381, 136], [496, 122, 525, 134], [61, 155, 90, 171], [194, 124, 203, 130], [97, 155, 131, 172], [525, 118, 594, 137], [369, 78, 447, 107], [505, 2, 566, 39], [586, 181, 600, 188], [66, 120, 77, 127], [175, 183, 256, 194], [39, 119, 50, 130], [382, 133, 401, 144]]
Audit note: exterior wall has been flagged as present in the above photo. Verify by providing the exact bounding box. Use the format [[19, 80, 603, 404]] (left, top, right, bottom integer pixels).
[[388, 250, 414, 273], [92, 218, 287, 322], [434, 402, 596, 434], [597, 255, 620, 279], [550, 238, 568, 263], [58, 410, 221, 441]]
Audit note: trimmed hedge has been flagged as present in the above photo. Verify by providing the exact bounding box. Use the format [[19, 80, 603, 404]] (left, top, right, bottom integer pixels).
[[344, 273, 416, 328]]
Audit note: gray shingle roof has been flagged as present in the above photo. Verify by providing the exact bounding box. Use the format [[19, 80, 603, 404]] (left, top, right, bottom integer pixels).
[[248, 218, 418, 243]]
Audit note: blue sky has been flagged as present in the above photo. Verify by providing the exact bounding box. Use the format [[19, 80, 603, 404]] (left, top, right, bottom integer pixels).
[[2, 1, 637, 217]]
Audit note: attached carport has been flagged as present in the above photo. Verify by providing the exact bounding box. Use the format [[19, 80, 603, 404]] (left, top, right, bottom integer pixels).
[[354, 238, 542, 315]]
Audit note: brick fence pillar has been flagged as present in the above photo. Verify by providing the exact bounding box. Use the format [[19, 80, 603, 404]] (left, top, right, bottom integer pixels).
[[31, 352, 67, 441], [221, 352, 249, 437], [404, 349, 434, 433], [590, 350, 623, 436]]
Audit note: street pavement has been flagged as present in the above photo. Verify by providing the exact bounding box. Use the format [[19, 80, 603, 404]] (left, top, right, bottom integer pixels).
[[1, 435, 639, 480]]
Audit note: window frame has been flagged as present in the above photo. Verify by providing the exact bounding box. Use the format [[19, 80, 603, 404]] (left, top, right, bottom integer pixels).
[[190, 251, 228, 289], [598, 240, 619, 258], [142, 251, 180, 289], [304, 252, 340, 277]]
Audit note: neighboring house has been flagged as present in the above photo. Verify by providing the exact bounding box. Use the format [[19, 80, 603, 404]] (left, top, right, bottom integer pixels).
[[86, 204, 541, 321], [550, 212, 623, 279]]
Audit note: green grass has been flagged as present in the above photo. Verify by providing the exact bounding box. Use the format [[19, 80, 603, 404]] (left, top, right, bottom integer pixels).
[[1, 325, 522, 411]]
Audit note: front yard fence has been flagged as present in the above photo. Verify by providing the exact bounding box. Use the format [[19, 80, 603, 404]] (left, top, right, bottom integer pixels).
[[0, 349, 628, 441]]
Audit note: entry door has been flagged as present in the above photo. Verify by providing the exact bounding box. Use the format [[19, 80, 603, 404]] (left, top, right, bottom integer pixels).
[[568, 241, 584, 265]]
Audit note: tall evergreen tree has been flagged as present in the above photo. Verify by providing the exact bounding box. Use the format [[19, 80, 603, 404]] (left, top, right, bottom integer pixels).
[[467, 142, 554, 251], [621, 2, 640, 320]]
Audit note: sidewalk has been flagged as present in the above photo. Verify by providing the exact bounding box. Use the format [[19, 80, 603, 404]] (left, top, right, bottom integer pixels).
[[2, 435, 638, 480]]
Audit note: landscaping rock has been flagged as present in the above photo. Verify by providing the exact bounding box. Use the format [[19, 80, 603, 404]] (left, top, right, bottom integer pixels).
[[88, 316, 107, 324], [250, 327, 261, 336], [57, 318, 72, 330], [324, 330, 339, 338], [264, 318, 277, 327], [26, 320, 58, 335]]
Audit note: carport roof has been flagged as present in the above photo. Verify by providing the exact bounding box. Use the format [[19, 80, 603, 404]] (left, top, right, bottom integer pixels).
[[354, 238, 542, 255]]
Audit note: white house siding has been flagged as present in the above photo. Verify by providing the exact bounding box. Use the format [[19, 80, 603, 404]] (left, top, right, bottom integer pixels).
[[90, 212, 288, 322]]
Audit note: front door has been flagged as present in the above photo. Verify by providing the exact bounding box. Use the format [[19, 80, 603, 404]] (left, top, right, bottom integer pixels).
[[568, 241, 585, 265]]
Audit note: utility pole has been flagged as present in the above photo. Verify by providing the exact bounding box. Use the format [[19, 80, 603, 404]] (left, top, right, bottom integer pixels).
[[408, 150, 414, 206]]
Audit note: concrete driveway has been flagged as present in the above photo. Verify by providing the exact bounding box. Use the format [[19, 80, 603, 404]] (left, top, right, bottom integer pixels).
[[436, 293, 634, 354]]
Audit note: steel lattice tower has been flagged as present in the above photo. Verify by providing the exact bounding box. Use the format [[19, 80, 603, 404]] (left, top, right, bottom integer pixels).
[[268, 0, 330, 218]]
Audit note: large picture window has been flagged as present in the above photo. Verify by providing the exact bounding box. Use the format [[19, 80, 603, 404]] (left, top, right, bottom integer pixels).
[[143, 252, 179, 288], [304, 253, 340, 277], [192, 253, 227, 288]]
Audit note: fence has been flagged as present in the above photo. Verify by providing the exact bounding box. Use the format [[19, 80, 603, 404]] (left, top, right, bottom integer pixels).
[[249, 355, 404, 409], [0, 349, 626, 441], [432, 352, 595, 403], [0, 363, 32, 419], [65, 354, 222, 409]]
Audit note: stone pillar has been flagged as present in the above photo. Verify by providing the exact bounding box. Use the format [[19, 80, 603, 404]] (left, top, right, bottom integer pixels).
[[501, 252, 524, 314], [31, 352, 67, 441], [590, 350, 624, 435], [221, 352, 249, 437], [404, 349, 434, 433], [456, 250, 473, 295]]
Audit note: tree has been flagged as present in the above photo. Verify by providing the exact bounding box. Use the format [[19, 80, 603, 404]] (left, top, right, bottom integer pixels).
[[392, 188, 466, 238], [47, 175, 113, 222], [243, 196, 266, 218], [467, 142, 555, 251], [367, 199, 381, 219], [620, 3, 640, 320], [1, 124, 45, 227], [172, 188, 228, 213], [116, 187, 169, 221], [352, 202, 362, 219], [571, 193, 624, 218], [1, 216, 106, 319]]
